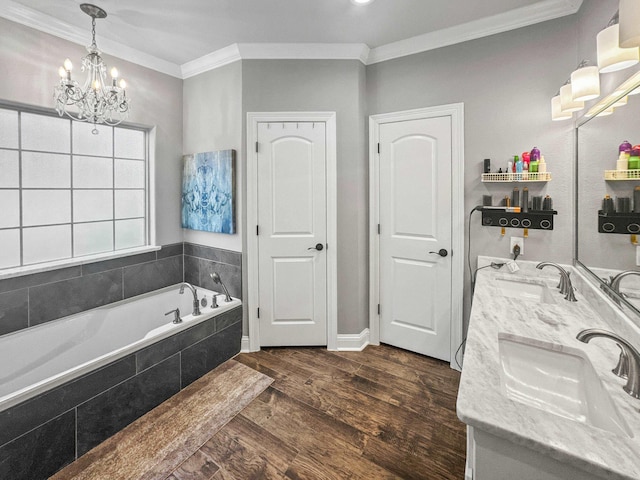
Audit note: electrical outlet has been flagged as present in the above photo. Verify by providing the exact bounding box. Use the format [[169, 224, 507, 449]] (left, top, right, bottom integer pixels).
[[636, 246, 640, 266], [510, 236, 524, 256]]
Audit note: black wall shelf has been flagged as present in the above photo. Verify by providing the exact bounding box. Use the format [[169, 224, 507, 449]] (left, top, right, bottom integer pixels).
[[598, 211, 640, 234], [481, 210, 557, 230]]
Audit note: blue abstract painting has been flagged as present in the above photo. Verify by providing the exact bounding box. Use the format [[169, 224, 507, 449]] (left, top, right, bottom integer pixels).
[[181, 150, 236, 234]]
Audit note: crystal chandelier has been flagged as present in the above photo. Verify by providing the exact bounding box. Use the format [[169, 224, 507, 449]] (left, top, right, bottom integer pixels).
[[54, 4, 130, 134]]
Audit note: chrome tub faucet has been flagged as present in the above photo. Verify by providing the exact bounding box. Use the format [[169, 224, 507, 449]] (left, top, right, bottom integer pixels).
[[179, 282, 201, 316]]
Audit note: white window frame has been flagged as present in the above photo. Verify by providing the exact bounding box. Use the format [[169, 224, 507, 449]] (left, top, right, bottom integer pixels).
[[0, 102, 157, 280]]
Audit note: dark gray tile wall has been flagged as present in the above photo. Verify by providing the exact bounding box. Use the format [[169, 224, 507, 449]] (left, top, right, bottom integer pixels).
[[183, 243, 242, 299], [0, 243, 183, 335], [0, 306, 242, 480]]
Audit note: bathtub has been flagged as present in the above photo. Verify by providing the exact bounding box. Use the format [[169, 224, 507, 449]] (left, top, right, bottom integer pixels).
[[0, 284, 241, 412], [0, 284, 243, 480]]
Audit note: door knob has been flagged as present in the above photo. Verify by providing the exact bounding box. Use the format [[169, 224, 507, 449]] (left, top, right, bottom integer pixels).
[[429, 248, 448, 257], [308, 243, 324, 251]]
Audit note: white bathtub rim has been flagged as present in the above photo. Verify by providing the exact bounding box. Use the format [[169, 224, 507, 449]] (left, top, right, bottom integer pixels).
[[0, 285, 241, 413]]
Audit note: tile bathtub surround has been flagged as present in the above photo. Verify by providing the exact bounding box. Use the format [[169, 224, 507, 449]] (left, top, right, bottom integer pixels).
[[184, 242, 242, 299], [0, 243, 183, 335], [0, 306, 242, 480]]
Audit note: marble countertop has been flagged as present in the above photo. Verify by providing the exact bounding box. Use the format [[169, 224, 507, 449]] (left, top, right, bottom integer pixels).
[[457, 257, 640, 480]]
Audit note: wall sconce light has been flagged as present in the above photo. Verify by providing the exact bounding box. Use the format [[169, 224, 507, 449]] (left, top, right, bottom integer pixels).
[[560, 84, 584, 112], [597, 12, 639, 73], [551, 95, 573, 121], [570, 63, 600, 101], [611, 95, 628, 108], [619, 0, 640, 48]]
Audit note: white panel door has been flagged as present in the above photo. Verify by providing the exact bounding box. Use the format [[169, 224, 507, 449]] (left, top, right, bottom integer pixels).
[[257, 122, 327, 346], [379, 116, 452, 360]]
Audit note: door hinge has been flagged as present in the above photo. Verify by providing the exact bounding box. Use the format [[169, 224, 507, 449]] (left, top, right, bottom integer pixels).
[[256, 141, 259, 153], [256, 225, 259, 235], [257, 307, 260, 318], [377, 304, 380, 315], [377, 224, 380, 234], [377, 143, 380, 154]]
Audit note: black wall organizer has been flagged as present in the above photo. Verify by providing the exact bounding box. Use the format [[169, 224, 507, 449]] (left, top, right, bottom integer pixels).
[[482, 210, 557, 230], [598, 211, 640, 234]]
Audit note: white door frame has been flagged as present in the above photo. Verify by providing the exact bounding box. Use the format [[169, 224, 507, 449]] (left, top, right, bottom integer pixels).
[[369, 104, 464, 370], [246, 112, 338, 352]]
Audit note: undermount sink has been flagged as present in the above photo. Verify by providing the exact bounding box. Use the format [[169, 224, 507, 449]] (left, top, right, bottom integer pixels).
[[495, 278, 557, 305], [498, 333, 632, 438]]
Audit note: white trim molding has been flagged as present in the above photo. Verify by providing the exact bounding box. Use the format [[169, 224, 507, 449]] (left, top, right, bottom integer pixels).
[[246, 112, 338, 352], [240, 335, 251, 353], [336, 329, 370, 352], [369, 103, 465, 371], [0, 0, 582, 78]]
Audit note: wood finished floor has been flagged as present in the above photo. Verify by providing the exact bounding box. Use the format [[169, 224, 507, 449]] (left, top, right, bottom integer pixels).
[[167, 345, 465, 480]]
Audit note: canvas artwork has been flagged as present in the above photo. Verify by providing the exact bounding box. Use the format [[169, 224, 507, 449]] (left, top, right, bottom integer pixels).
[[181, 149, 236, 234]]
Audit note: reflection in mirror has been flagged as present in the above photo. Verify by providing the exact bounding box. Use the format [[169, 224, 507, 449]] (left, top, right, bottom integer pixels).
[[577, 77, 640, 316]]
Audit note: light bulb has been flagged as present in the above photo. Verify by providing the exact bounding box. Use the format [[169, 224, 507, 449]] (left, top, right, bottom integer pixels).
[[58, 66, 67, 78], [92, 79, 101, 90], [119, 79, 126, 89], [63, 58, 73, 71], [110, 67, 119, 78]]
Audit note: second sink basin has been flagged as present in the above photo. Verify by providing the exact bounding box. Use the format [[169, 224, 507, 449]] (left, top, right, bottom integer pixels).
[[498, 333, 632, 438], [495, 278, 557, 305]]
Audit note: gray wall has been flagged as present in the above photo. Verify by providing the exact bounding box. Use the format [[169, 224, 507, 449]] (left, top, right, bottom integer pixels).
[[366, 15, 579, 328], [242, 60, 368, 335], [183, 62, 244, 252], [0, 17, 184, 246]]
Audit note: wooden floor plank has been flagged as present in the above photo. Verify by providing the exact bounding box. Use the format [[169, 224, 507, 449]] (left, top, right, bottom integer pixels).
[[169, 450, 220, 480]]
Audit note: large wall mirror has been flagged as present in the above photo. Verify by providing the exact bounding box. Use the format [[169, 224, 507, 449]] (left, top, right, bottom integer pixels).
[[576, 68, 640, 319]]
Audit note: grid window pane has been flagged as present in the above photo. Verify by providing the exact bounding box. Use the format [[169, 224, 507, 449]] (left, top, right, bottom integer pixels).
[[21, 113, 70, 153], [0, 190, 20, 228], [115, 128, 145, 159], [22, 190, 71, 226], [74, 221, 114, 256], [22, 152, 71, 188], [0, 150, 19, 187], [23, 225, 72, 265], [0, 229, 20, 269], [0, 106, 147, 271], [73, 156, 113, 188], [73, 190, 113, 222], [73, 123, 113, 157], [115, 159, 145, 188], [0, 109, 18, 149], [115, 219, 145, 250], [115, 190, 144, 219]]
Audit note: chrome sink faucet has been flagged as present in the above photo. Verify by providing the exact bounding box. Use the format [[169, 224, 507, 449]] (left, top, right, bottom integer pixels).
[[179, 282, 201, 316], [608, 270, 640, 296], [577, 328, 640, 399], [536, 262, 577, 302]]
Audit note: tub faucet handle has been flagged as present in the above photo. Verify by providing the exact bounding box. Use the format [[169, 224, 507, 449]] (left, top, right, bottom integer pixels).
[[165, 308, 182, 324]]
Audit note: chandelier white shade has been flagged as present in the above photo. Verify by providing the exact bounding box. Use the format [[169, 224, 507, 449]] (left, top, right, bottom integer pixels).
[[620, 0, 640, 48], [559, 84, 584, 112], [597, 23, 639, 73], [54, 4, 130, 133], [570, 66, 600, 101], [551, 95, 572, 121]]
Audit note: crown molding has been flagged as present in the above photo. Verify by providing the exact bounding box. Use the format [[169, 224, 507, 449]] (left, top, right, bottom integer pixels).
[[181, 44, 242, 79], [0, 0, 182, 78], [367, 0, 583, 65], [1, 0, 582, 78], [237, 43, 370, 64]]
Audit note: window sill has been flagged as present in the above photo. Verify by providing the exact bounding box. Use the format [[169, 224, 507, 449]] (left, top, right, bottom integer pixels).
[[0, 246, 162, 281]]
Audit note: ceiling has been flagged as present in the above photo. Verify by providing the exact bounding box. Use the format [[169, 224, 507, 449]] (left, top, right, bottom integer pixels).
[[1, 0, 583, 77]]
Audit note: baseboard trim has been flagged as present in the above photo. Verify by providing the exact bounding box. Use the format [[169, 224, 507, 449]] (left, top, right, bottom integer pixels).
[[336, 328, 370, 351], [240, 335, 251, 353]]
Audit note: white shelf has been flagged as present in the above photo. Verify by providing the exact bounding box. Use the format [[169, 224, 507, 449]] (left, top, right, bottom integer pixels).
[[604, 170, 640, 180], [481, 172, 551, 182]]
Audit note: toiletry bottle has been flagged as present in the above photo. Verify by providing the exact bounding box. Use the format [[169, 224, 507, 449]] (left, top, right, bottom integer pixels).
[[630, 146, 640, 170], [617, 151, 629, 177], [620, 140, 632, 155], [507, 160, 513, 180], [530, 147, 541, 162], [515, 155, 523, 177], [483, 158, 491, 174], [530, 160, 539, 173], [538, 155, 547, 174], [522, 152, 530, 180]]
